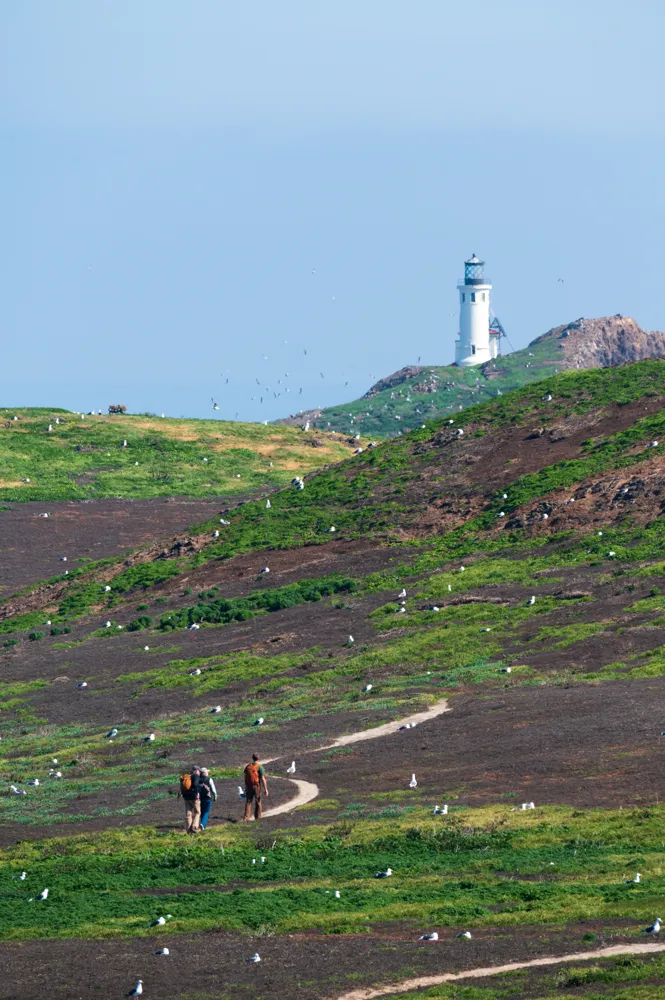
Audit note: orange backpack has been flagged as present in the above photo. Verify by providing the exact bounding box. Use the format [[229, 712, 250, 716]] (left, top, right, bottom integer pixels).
[[244, 762, 260, 788], [179, 773, 193, 796]]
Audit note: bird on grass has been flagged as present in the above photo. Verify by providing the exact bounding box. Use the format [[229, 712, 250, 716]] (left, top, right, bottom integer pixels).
[[189, 669, 201, 676], [10, 785, 26, 795], [76, 682, 88, 689], [154, 948, 169, 956], [286, 761, 296, 774], [456, 930, 472, 939], [187, 623, 200, 631], [260, 567, 270, 575], [419, 932, 439, 941], [643, 917, 662, 935], [13, 872, 27, 880], [266, 499, 271, 508], [625, 873, 642, 883], [409, 774, 418, 789], [398, 588, 407, 598], [520, 802, 535, 810], [126, 980, 143, 997], [528, 596, 536, 606], [347, 635, 354, 646], [150, 916, 166, 926], [210, 705, 222, 714], [246, 953, 261, 963], [143, 646, 150, 651], [334, 889, 341, 898], [375, 868, 393, 878], [27, 779, 40, 786], [144, 734, 156, 742], [49, 770, 62, 779], [364, 684, 373, 693], [253, 717, 264, 726], [107, 728, 118, 739], [36, 889, 49, 900]]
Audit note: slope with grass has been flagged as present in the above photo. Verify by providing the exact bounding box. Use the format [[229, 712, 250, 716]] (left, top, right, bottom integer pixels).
[[4, 361, 665, 998], [0, 408, 361, 502], [277, 315, 665, 437]]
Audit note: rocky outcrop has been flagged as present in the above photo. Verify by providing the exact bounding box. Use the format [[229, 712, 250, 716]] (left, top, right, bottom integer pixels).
[[531, 315, 665, 369]]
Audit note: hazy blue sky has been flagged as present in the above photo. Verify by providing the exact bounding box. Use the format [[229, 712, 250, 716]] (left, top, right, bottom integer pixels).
[[2, 2, 665, 421]]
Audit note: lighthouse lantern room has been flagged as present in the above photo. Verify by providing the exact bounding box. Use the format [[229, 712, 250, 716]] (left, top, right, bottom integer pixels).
[[454, 254, 498, 367]]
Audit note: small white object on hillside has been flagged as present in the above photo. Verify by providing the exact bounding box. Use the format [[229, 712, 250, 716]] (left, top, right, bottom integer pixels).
[[154, 948, 170, 955], [144, 734, 156, 742], [347, 635, 354, 645], [328, 526, 336, 532], [10, 785, 26, 795], [190, 668, 201, 675], [456, 931, 472, 939], [625, 873, 642, 883], [253, 717, 264, 726], [27, 779, 40, 786], [37, 889, 49, 900], [409, 773, 418, 789], [419, 932, 439, 941], [126, 980, 143, 997], [501, 667, 512, 674], [213, 530, 219, 537], [247, 953, 261, 963], [398, 588, 407, 598], [375, 868, 393, 878], [187, 623, 200, 631], [643, 918, 662, 935], [104, 585, 111, 592], [105, 620, 112, 628], [107, 728, 118, 739], [151, 916, 166, 926], [529, 596, 536, 605], [266, 499, 271, 508], [238, 786, 246, 797], [143, 646, 150, 651], [210, 706, 222, 714], [76, 682, 88, 689], [286, 761, 296, 774], [364, 684, 373, 692], [260, 567, 270, 574], [608, 551, 616, 557]]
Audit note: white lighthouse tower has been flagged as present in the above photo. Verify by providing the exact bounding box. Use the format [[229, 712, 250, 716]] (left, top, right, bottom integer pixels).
[[454, 254, 498, 366]]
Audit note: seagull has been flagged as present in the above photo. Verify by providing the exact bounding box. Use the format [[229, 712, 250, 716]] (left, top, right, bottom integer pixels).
[[253, 717, 264, 726], [266, 499, 271, 508], [625, 873, 642, 883], [651, 441, 659, 448], [375, 868, 393, 878], [143, 646, 150, 651], [456, 931, 472, 939], [260, 567, 270, 575], [238, 786, 246, 797], [419, 932, 439, 941], [328, 526, 336, 532], [528, 596, 536, 605], [104, 585, 111, 592], [501, 667, 512, 674], [126, 980, 143, 997], [212, 530, 219, 538], [247, 953, 261, 963], [364, 684, 373, 693], [347, 635, 354, 645], [10, 785, 26, 795], [286, 761, 296, 774], [190, 668, 202, 675], [107, 728, 118, 739], [440, 804, 449, 815], [211, 398, 220, 411], [27, 779, 40, 786], [544, 394, 553, 401], [220, 518, 230, 525], [37, 888, 49, 900], [187, 623, 200, 631], [608, 550, 616, 557], [643, 917, 662, 935], [409, 774, 418, 789], [144, 733, 156, 742], [13, 872, 27, 880], [334, 889, 341, 898], [154, 948, 170, 955], [76, 682, 88, 689], [50, 771, 62, 779], [210, 705, 222, 714], [105, 620, 112, 627], [150, 916, 166, 926], [398, 588, 407, 598]]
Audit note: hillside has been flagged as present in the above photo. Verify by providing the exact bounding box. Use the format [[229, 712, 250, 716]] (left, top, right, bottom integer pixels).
[[277, 314, 665, 436], [6, 362, 665, 998], [0, 408, 361, 503]]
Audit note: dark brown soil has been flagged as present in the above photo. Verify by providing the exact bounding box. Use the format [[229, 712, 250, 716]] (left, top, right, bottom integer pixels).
[[0, 497, 228, 595], [0, 921, 646, 1000]]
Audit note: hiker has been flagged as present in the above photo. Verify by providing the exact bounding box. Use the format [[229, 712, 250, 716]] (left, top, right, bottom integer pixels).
[[199, 767, 217, 830], [179, 766, 202, 834], [242, 753, 269, 821]]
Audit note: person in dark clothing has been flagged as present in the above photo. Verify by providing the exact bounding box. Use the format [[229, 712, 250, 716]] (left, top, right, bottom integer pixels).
[[182, 766, 202, 834], [199, 767, 217, 830]]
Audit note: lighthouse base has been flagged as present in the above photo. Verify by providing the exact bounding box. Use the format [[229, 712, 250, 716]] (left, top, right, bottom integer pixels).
[[454, 340, 492, 367]]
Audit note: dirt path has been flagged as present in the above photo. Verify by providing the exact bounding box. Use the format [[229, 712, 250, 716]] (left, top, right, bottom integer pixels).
[[313, 699, 450, 752], [332, 942, 665, 1000], [263, 778, 320, 817]]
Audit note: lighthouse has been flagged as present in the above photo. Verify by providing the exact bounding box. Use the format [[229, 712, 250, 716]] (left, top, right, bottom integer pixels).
[[454, 254, 499, 366]]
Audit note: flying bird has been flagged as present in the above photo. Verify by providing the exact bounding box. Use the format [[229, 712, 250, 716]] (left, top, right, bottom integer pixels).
[[211, 398, 220, 410]]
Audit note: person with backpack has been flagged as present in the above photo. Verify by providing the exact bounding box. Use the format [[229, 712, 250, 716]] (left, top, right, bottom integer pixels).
[[242, 753, 269, 821], [179, 766, 202, 834], [199, 767, 217, 830]]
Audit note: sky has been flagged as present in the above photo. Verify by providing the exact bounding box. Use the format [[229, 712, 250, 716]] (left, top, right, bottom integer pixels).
[[2, 1, 665, 422]]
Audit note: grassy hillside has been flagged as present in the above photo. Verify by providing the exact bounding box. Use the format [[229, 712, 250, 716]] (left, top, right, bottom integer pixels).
[[6, 363, 665, 998], [0, 409, 361, 502], [287, 333, 561, 436]]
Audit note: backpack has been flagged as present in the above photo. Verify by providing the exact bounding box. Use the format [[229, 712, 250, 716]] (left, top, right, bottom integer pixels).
[[244, 762, 260, 788], [179, 773, 193, 796]]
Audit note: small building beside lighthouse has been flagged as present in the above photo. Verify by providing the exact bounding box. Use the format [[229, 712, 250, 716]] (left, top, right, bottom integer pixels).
[[454, 254, 499, 366]]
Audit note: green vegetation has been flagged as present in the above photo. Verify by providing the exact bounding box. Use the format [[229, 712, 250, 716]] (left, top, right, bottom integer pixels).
[[0, 409, 362, 502]]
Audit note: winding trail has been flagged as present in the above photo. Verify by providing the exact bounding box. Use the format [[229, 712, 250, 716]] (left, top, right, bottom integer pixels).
[[332, 942, 665, 1000], [262, 779, 320, 817], [261, 699, 450, 817]]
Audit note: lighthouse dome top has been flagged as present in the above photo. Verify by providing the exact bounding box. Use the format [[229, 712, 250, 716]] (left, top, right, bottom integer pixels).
[[464, 254, 486, 285]]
